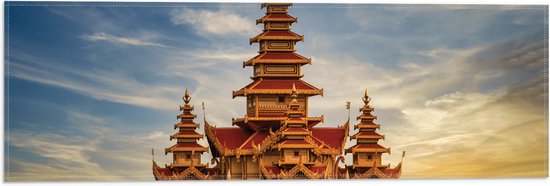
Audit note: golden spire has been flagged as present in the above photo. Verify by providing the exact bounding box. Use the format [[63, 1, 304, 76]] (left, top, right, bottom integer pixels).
[[290, 83, 298, 102], [183, 87, 191, 105], [362, 88, 371, 104]]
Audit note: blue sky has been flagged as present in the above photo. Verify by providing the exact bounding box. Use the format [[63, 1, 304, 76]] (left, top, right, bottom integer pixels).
[[3, 2, 548, 181]]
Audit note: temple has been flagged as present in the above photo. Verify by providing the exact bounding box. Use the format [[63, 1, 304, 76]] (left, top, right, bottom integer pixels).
[[153, 3, 403, 180]]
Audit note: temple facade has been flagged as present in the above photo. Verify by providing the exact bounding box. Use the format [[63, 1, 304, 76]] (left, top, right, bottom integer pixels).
[[153, 3, 403, 180]]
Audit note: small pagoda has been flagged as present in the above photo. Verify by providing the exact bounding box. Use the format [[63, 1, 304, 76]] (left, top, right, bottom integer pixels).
[[153, 3, 403, 180], [345, 89, 403, 178], [152, 88, 212, 180]]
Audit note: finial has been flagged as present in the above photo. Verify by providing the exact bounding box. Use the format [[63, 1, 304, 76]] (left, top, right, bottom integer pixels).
[[346, 101, 351, 121], [202, 102, 206, 124], [183, 87, 191, 104], [362, 88, 371, 104], [151, 148, 154, 161], [290, 83, 298, 102]]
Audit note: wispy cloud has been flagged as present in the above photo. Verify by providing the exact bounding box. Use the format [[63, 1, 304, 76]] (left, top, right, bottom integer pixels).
[[170, 8, 259, 36], [9, 51, 181, 110], [81, 32, 170, 48], [7, 110, 172, 181], [5, 4, 547, 180]]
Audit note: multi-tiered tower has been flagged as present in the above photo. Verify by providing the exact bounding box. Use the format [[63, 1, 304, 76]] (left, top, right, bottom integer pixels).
[[346, 89, 402, 178], [233, 3, 322, 126], [153, 3, 403, 180], [153, 89, 210, 180]]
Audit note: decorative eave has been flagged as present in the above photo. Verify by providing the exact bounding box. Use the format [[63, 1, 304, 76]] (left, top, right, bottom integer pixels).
[[170, 132, 204, 140], [233, 78, 323, 98], [204, 121, 228, 157], [242, 53, 311, 67], [283, 118, 307, 126], [170, 163, 208, 168], [341, 120, 350, 154], [250, 31, 303, 43], [345, 144, 391, 154], [164, 144, 208, 154], [256, 14, 297, 24], [359, 106, 373, 112], [281, 128, 311, 136], [234, 115, 323, 126], [275, 139, 317, 149], [177, 113, 197, 120], [233, 88, 323, 98], [357, 114, 377, 120], [180, 105, 194, 111], [350, 132, 385, 140], [354, 123, 380, 130], [261, 2, 292, 9], [242, 116, 286, 123], [174, 122, 200, 130], [351, 164, 389, 169]]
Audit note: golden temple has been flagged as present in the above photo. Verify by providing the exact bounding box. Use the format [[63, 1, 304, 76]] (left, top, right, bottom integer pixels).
[[153, 3, 403, 180]]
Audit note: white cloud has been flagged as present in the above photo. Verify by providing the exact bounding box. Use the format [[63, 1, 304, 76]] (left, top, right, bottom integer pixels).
[[170, 8, 259, 36], [81, 32, 170, 48]]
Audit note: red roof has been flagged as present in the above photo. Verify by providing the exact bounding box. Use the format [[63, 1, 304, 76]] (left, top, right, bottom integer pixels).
[[249, 78, 319, 90], [233, 120, 283, 132], [311, 127, 346, 149], [264, 166, 281, 174], [240, 132, 269, 149], [258, 53, 305, 60], [250, 30, 302, 43], [212, 128, 252, 150], [263, 30, 299, 37], [354, 131, 382, 137], [242, 52, 311, 66], [256, 13, 297, 24], [267, 13, 295, 19], [174, 131, 201, 136], [311, 166, 327, 174], [383, 168, 399, 175], [234, 78, 322, 97], [157, 167, 173, 176]]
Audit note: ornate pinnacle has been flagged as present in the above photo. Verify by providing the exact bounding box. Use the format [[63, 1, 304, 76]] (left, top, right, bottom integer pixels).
[[362, 88, 371, 104], [183, 87, 191, 104], [291, 83, 298, 102]]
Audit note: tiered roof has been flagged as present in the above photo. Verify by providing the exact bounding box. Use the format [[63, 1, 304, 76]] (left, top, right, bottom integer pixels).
[[346, 89, 390, 154], [346, 89, 403, 178], [235, 2, 320, 97], [153, 88, 211, 180], [165, 88, 208, 155], [154, 2, 403, 180], [233, 78, 322, 98]]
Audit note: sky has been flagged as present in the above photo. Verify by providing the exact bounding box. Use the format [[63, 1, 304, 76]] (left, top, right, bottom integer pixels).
[[3, 2, 548, 181]]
